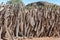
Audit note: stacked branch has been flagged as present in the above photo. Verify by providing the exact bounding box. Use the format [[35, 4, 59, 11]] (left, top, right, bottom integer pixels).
[[0, 3, 60, 40]]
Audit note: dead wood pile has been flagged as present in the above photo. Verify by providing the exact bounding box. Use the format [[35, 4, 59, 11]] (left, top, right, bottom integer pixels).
[[0, 4, 60, 40]]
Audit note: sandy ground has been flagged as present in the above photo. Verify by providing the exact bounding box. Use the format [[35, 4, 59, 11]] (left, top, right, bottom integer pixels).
[[0, 37, 60, 40], [13, 37, 60, 40], [22, 37, 60, 40]]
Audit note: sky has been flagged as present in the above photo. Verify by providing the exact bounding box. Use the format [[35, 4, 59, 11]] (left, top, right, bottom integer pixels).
[[0, 0, 60, 5]]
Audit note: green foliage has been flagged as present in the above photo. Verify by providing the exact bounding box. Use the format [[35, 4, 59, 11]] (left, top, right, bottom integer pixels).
[[9, 0, 23, 4]]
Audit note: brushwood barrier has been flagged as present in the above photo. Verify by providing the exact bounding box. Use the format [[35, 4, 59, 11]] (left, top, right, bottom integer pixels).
[[0, 4, 60, 40]]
